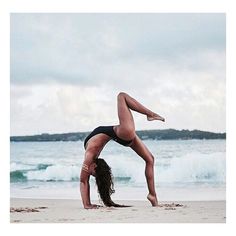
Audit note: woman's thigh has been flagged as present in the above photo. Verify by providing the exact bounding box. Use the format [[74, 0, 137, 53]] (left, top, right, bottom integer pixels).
[[116, 93, 135, 139], [129, 135, 154, 163]]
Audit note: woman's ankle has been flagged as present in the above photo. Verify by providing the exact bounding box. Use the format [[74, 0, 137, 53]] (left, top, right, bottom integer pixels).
[[147, 193, 158, 206]]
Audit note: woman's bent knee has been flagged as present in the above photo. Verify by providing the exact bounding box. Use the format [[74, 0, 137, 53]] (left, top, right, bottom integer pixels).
[[117, 92, 127, 99], [146, 155, 155, 166]]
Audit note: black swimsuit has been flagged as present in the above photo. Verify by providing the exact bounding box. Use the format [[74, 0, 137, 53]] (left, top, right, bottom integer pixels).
[[84, 126, 133, 149]]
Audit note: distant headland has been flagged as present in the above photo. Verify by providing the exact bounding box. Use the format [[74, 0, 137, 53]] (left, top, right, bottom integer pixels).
[[10, 129, 226, 142]]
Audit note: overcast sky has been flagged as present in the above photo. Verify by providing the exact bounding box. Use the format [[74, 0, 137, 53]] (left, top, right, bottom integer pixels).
[[10, 13, 226, 136]]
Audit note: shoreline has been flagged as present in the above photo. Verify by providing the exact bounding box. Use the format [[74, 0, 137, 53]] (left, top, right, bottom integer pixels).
[[10, 184, 226, 202], [10, 198, 226, 223]]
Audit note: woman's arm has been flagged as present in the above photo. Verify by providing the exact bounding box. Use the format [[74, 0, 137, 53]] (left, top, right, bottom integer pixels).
[[80, 169, 101, 209], [80, 179, 91, 208], [80, 152, 100, 209]]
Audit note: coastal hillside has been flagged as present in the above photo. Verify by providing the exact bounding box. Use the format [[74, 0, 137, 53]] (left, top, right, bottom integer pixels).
[[10, 129, 226, 142]]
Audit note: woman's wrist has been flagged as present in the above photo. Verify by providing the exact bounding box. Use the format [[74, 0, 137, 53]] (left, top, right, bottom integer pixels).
[[84, 204, 102, 209]]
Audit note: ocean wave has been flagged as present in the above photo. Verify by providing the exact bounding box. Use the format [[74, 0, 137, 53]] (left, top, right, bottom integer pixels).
[[10, 152, 225, 185], [25, 165, 79, 182], [10, 170, 27, 182], [156, 152, 225, 184]]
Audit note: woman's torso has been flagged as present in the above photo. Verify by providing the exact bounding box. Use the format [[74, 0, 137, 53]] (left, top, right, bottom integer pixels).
[[84, 125, 133, 151]]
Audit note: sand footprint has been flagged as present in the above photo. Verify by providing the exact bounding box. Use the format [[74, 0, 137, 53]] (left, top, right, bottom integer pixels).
[[159, 202, 186, 210]]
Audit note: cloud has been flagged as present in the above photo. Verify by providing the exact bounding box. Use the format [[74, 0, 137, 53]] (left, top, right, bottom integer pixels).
[[10, 13, 226, 135], [11, 13, 225, 85]]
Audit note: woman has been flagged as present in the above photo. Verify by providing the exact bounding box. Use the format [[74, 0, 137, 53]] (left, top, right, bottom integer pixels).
[[80, 92, 165, 209]]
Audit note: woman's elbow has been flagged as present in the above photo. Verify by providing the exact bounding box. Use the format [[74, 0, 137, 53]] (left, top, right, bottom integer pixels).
[[80, 178, 87, 185]]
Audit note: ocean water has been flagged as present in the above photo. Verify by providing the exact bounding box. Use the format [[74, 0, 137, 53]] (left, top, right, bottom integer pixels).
[[10, 139, 226, 201]]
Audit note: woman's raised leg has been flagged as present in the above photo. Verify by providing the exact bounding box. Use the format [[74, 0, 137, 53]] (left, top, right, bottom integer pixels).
[[115, 92, 165, 140]]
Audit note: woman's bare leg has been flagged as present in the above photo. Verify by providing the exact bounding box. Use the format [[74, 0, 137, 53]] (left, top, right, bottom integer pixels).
[[130, 135, 158, 206], [115, 92, 165, 140], [115, 92, 160, 206]]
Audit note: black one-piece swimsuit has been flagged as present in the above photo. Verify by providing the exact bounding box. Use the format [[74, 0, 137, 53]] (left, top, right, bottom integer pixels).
[[84, 126, 133, 149]]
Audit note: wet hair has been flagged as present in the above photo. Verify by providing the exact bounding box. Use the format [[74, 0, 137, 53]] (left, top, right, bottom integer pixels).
[[95, 158, 129, 207]]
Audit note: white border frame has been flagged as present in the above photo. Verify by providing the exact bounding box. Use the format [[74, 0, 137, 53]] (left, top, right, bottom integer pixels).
[[1, 0, 235, 235]]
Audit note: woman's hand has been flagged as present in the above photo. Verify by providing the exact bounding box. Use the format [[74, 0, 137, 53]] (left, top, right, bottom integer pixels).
[[84, 204, 103, 209]]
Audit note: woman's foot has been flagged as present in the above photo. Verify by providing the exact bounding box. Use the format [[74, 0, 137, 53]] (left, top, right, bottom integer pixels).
[[147, 193, 159, 207], [147, 112, 165, 122]]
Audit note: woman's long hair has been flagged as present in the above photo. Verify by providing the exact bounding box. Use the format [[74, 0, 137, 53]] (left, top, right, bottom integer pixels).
[[95, 158, 129, 207]]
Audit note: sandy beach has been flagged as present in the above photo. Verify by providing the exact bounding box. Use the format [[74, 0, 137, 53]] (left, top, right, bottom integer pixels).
[[10, 198, 226, 223]]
